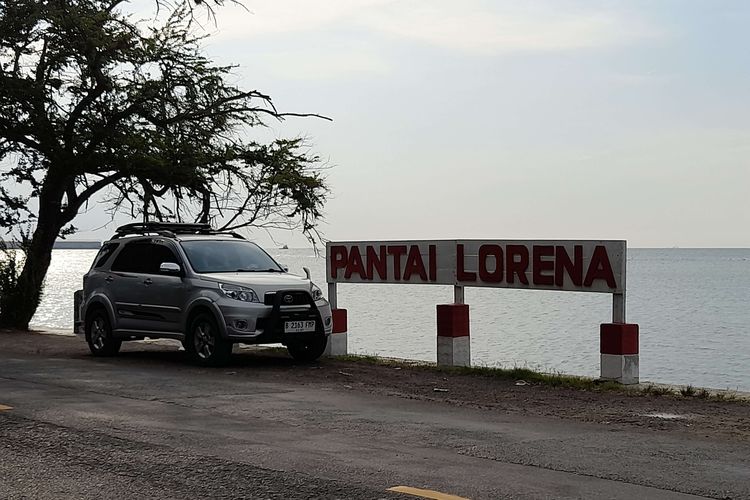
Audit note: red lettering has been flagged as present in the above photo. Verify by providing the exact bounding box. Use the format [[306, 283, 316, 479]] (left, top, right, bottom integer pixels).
[[532, 245, 554, 285], [555, 245, 583, 287], [456, 244, 477, 282], [344, 246, 366, 279], [506, 245, 529, 285], [429, 245, 437, 281], [330, 245, 348, 279], [403, 246, 428, 281], [366, 245, 387, 280], [584, 245, 617, 288], [478, 244, 503, 283], [387, 245, 407, 280]]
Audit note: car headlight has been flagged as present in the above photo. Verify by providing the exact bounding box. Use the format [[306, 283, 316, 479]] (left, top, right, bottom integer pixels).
[[219, 283, 259, 303], [310, 283, 324, 301]]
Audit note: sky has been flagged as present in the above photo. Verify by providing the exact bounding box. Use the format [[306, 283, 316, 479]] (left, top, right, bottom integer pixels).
[[72, 0, 749, 247]]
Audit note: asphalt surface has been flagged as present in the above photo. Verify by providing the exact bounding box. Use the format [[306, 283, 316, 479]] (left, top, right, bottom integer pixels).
[[0, 332, 748, 499]]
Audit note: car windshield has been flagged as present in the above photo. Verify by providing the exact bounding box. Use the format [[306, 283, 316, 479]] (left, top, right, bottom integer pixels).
[[180, 240, 283, 274]]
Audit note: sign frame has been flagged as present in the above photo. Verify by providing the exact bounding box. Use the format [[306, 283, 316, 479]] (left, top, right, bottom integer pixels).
[[326, 239, 628, 323]]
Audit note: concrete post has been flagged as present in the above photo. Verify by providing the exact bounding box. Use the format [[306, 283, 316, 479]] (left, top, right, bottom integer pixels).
[[600, 323, 639, 384], [324, 308, 348, 357], [436, 304, 470, 367]]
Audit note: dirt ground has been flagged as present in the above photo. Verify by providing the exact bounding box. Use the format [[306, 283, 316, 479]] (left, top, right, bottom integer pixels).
[[4, 329, 749, 441]]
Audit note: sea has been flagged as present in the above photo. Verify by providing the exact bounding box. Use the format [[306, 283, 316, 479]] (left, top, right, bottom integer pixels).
[[30, 248, 750, 391]]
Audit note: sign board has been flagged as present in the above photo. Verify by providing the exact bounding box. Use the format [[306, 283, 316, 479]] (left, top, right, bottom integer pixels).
[[326, 240, 626, 294]]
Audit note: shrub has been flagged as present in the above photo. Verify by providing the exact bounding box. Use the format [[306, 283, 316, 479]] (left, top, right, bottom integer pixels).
[[680, 385, 696, 397]]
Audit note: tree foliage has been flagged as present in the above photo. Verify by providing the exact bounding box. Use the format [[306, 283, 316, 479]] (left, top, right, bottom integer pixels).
[[0, 0, 330, 328]]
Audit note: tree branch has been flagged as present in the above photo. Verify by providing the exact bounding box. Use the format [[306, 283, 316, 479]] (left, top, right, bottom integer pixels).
[[61, 172, 125, 222], [63, 52, 110, 150], [34, 36, 48, 84]]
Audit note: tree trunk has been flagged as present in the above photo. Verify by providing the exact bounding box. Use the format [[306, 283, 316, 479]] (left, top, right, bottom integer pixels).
[[0, 179, 64, 330], [0, 220, 60, 330]]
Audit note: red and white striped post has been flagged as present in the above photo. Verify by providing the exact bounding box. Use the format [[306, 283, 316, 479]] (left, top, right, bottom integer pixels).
[[600, 292, 639, 384], [325, 283, 348, 357], [327, 240, 638, 383], [436, 285, 471, 367]]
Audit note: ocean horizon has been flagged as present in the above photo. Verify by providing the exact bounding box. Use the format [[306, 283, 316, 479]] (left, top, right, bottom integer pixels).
[[28, 247, 750, 391]]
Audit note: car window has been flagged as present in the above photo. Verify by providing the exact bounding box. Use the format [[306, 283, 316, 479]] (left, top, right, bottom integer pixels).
[[180, 240, 282, 273], [92, 243, 119, 269], [111, 241, 180, 274]]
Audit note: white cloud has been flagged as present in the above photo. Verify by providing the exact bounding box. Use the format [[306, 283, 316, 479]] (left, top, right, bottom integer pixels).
[[200, 1, 664, 81], [254, 48, 391, 80], [210, 0, 391, 38], [210, 0, 663, 54], [364, 2, 662, 54]]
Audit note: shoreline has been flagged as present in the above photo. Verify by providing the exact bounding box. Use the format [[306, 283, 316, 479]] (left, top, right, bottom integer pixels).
[[27, 246, 750, 395], [20, 328, 750, 401]]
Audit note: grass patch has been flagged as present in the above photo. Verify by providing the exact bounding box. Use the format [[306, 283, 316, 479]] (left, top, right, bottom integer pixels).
[[711, 391, 739, 402], [331, 354, 748, 403], [640, 384, 675, 397], [337, 354, 385, 365], [673, 385, 743, 402], [334, 354, 625, 392], [679, 385, 696, 397]]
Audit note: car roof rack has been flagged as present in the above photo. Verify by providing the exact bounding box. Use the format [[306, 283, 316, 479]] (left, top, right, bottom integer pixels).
[[112, 222, 246, 240]]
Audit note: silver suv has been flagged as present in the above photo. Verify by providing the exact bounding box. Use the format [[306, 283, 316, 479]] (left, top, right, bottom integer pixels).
[[74, 223, 333, 365]]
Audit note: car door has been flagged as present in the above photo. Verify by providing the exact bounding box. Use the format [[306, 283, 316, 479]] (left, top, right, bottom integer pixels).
[[108, 239, 188, 333], [136, 241, 188, 333], [107, 239, 154, 332]]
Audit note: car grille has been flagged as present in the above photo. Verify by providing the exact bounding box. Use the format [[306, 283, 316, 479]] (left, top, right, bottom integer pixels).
[[263, 291, 311, 306]]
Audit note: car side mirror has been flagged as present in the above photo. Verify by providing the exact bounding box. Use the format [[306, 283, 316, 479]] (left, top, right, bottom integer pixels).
[[280, 263, 289, 272], [160, 262, 181, 274]]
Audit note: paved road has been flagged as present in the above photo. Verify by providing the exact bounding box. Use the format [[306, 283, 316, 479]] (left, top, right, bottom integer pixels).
[[1, 334, 748, 499]]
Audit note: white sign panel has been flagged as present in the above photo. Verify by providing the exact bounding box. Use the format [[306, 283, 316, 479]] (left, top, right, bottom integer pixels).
[[326, 240, 626, 294]]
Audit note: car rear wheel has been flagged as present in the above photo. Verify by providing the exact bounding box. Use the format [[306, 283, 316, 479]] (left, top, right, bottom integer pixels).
[[287, 334, 327, 363], [85, 309, 122, 356], [186, 312, 232, 366]]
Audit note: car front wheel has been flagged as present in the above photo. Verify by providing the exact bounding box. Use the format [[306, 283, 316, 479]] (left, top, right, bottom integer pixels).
[[287, 334, 327, 363], [186, 313, 232, 366], [85, 309, 122, 356]]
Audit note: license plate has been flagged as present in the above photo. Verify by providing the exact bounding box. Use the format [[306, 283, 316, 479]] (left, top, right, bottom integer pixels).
[[284, 320, 316, 333]]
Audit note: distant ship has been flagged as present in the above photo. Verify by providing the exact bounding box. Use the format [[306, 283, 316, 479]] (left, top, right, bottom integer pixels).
[[53, 240, 101, 249], [2, 240, 101, 249], [281, 244, 289, 250]]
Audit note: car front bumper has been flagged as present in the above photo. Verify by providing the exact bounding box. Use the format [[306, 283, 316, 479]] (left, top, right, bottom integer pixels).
[[219, 298, 332, 343]]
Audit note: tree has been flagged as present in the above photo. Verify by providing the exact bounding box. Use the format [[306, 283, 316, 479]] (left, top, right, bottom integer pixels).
[[0, 0, 330, 329]]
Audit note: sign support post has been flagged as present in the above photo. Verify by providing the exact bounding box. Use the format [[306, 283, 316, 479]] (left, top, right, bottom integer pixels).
[[327, 283, 338, 310], [324, 282, 348, 357], [600, 291, 639, 385], [327, 239, 639, 382], [433, 285, 471, 367], [612, 292, 625, 323], [453, 285, 464, 304]]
